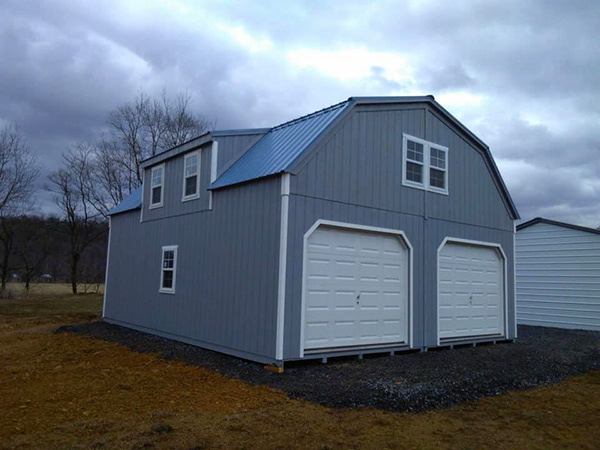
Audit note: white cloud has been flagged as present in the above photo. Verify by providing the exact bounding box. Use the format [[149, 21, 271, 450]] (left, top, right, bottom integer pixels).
[[217, 24, 274, 53], [286, 47, 414, 84]]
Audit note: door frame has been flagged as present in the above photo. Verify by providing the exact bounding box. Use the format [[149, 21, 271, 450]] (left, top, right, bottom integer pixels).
[[299, 219, 414, 358], [436, 237, 508, 345]]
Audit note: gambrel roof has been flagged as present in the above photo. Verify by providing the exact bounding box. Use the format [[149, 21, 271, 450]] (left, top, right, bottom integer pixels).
[[110, 96, 519, 219]]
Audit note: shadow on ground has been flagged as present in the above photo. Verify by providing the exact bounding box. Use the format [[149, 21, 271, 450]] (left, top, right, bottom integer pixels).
[[59, 322, 600, 413]]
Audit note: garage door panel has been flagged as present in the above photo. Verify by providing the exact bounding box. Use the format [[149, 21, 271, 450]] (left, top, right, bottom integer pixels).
[[304, 226, 409, 351], [439, 241, 505, 340]]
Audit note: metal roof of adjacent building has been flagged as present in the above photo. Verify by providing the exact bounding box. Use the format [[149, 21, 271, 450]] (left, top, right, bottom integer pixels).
[[108, 186, 142, 216], [517, 217, 600, 235], [210, 100, 351, 189]]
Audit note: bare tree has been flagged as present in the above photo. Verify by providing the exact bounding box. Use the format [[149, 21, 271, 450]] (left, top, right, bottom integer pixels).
[[47, 145, 107, 294], [104, 91, 212, 188], [0, 125, 39, 291], [161, 92, 212, 150], [13, 216, 51, 291]]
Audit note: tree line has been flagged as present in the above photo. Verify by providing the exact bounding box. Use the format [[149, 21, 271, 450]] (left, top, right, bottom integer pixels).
[[0, 91, 211, 295]]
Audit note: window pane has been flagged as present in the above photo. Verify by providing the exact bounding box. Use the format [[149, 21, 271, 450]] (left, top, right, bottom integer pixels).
[[406, 140, 424, 162], [431, 148, 446, 169], [162, 270, 173, 289], [406, 162, 423, 183], [185, 175, 197, 197], [163, 250, 174, 268], [430, 168, 445, 189], [152, 167, 163, 187], [185, 154, 198, 176], [152, 186, 162, 204]]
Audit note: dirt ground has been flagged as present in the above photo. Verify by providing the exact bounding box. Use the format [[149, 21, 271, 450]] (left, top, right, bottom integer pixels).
[[1, 287, 599, 449]]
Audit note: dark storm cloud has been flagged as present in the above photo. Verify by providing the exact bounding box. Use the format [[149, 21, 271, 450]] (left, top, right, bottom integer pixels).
[[0, 0, 598, 224]]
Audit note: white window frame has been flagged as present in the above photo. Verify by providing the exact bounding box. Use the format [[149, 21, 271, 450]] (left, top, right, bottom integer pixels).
[[159, 245, 178, 294], [149, 164, 165, 209], [182, 151, 200, 201], [402, 134, 449, 195]]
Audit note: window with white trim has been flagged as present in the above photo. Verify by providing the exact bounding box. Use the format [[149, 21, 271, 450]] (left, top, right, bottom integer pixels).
[[182, 151, 200, 200], [150, 164, 164, 208], [402, 134, 448, 194], [160, 245, 177, 294]]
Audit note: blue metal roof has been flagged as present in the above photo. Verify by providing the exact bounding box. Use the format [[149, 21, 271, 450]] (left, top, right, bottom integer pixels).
[[108, 187, 142, 216], [210, 100, 351, 189]]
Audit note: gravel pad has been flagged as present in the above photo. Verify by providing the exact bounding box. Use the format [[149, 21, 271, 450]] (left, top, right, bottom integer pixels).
[[59, 322, 600, 413]]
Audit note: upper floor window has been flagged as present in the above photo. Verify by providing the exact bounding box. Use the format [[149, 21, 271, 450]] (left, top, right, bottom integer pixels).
[[182, 151, 200, 201], [402, 134, 448, 195], [150, 164, 164, 209]]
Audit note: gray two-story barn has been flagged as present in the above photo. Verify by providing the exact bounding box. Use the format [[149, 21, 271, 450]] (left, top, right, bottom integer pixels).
[[104, 96, 520, 366]]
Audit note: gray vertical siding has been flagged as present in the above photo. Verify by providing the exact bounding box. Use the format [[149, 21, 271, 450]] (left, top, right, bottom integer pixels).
[[142, 142, 213, 221], [284, 104, 516, 358], [216, 133, 266, 176], [291, 108, 426, 216], [105, 176, 282, 363], [516, 222, 600, 331], [424, 108, 513, 231]]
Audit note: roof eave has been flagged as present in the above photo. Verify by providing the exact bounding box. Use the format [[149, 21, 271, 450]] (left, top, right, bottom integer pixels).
[[517, 217, 600, 235]]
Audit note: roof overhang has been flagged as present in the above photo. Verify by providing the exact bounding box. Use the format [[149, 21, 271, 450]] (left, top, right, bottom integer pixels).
[[140, 128, 270, 170], [517, 217, 600, 235]]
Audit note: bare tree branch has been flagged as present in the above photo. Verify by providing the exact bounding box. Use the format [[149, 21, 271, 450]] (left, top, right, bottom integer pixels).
[[0, 124, 39, 290]]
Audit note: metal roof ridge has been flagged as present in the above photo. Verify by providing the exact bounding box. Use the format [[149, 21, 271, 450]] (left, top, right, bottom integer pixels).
[[212, 127, 272, 136], [270, 99, 350, 132]]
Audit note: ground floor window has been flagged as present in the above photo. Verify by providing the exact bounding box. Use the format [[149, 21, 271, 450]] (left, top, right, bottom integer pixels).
[[160, 245, 178, 294]]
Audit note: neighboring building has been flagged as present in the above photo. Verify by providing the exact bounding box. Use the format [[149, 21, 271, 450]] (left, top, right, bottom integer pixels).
[[103, 96, 520, 366], [516, 217, 600, 331]]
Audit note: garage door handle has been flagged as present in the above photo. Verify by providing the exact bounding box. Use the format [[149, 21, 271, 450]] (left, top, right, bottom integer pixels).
[[356, 292, 360, 304]]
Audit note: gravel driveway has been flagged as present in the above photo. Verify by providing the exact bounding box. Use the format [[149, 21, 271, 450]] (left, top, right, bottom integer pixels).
[[60, 322, 600, 413]]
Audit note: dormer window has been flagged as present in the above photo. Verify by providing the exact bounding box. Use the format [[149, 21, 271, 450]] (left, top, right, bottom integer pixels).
[[402, 134, 448, 195], [182, 151, 200, 201], [150, 164, 164, 209]]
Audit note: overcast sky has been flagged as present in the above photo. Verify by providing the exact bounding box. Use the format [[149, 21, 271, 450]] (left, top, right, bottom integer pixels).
[[1, 0, 599, 225]]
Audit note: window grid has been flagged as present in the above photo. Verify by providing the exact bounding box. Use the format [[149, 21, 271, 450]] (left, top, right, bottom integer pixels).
[[182, 152, 200, 200], [160, 246, 178, 294], [402, 134, 448, 194], [150, 165, 164, 208]]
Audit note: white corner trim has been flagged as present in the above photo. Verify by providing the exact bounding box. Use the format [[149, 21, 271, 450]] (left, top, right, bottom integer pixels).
[[513, 221, 518, 339], [140, 172, 145, 223], [209, 140, 219, 210], [299, 219, 415, 358], [436, 237, 509, 346], [102, 217, 112, 318], [275, 173, 290, 361]]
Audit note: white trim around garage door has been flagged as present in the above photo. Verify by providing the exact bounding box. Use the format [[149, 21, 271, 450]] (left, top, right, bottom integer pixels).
[[299, 220, 414, 358], [436, 237, 509, 346]]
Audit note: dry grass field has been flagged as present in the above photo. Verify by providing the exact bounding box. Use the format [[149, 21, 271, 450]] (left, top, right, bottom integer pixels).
[[0, 284, 599, 449]]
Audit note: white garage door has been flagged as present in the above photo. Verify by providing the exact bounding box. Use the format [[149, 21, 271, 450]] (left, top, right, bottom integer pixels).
[[438, 241, 505, 340], [303, 226, 410, 351]]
